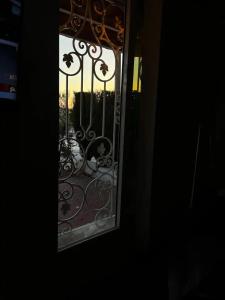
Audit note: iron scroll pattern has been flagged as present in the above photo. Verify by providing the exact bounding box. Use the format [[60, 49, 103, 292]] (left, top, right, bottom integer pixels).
[[58, 0, 125, 245]]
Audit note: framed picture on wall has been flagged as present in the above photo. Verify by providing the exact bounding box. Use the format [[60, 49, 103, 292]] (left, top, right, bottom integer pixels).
[[0, 0, 21, 102]]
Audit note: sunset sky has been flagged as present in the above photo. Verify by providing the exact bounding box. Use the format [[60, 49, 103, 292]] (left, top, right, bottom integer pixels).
[[59, 35, 116, 108], [59, 34, 141, 108]]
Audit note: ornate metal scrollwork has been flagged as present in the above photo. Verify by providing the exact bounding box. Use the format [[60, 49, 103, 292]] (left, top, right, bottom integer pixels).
[[58, 0, 125, 248]]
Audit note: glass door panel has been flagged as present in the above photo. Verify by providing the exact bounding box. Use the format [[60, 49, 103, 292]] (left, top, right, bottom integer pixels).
[[58, 0, 126, 251]]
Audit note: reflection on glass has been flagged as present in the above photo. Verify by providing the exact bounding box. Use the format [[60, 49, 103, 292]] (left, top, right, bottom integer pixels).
[[132, 57, 142, 92]]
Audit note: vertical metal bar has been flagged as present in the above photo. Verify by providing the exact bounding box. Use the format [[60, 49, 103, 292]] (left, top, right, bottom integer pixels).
[[116, 0, 132, 226], [80, 56, 84, 128], [102, 81, 106, 136], [113, 52, 121, 161], [66, 75, 69, 138], [87, 58, 94, 132], [90, 59, 94, 127]]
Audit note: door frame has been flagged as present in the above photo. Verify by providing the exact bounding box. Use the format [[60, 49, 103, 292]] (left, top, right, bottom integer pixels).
[[7, 0, 164, 297]]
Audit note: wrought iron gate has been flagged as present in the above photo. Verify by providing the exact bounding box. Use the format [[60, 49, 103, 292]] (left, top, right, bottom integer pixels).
[[58, 0, 127, 250]]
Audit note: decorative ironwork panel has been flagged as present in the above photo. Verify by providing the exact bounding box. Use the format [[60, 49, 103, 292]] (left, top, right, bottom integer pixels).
[[58, 0, 125, 250]]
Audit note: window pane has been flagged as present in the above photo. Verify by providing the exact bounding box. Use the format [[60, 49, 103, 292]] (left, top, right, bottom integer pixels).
[[58, 0, 125, 250]]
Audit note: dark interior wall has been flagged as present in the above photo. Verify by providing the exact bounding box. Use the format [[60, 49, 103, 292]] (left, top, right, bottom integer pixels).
[[132, 0, 206, 254], [1, 0, 58, 298], [153, 0, 207, 218], [189, 1, 225, 213], [157, 1, 225, 298], [143, 2, 225, 299], [0, 97, 19, 300], [0, 2, 21, 296], [149, 0, 225, 243]]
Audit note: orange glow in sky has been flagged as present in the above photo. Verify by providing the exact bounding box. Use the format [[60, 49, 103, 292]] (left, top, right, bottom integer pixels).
[[59, 35, 116, 108], [59, 35, 141, 109]]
